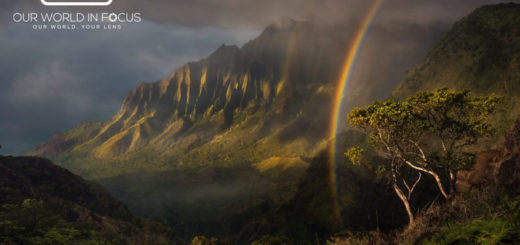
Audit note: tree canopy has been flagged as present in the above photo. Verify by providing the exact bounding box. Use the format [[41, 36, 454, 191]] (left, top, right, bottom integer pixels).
[[346, 88, 503, 226]]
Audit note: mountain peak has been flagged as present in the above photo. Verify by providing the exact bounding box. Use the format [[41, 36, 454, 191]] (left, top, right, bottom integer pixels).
[[260, 18, 308, 36], [207, 44, 240, 60], [33, 18, 345, 165], [271, 18, 302, 30]]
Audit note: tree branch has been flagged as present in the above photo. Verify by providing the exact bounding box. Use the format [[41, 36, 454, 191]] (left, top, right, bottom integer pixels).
[[401, 158, 448, 199]]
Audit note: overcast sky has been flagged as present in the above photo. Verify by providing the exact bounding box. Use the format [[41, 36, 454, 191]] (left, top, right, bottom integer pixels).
[[0, 0, 517, 153]]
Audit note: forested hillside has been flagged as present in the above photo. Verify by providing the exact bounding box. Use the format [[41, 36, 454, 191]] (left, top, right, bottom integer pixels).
[[0, 155, 180, 244]]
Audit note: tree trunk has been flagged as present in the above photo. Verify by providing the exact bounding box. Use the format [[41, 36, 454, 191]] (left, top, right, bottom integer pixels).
[[393, 182, 414, 227], [431, 171, 449, 200], [403, 160, 449, 199], [391, 163, 414, 227], [448, 169, 457, 199]]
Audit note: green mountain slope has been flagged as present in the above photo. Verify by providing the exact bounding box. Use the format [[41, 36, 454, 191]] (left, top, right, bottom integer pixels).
[[0, 155, 180, 245], [34, 21, 340, 176], [269, 3, 520, 244], [395, 3, 520, 95], [394, 3, 520, 128]]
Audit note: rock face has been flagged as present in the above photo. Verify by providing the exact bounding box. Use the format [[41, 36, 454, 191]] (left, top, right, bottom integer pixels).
[[457, 150, 502, 192], [33, 20, 344, 162], [458, 117, 520, 193], [499, 117, 520, 189]]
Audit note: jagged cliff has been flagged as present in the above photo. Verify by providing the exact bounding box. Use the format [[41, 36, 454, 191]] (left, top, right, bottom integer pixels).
[[34, 20, 345, 168]]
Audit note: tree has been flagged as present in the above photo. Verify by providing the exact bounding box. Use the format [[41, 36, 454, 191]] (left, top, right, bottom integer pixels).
[[189, 236, 220, 245], [251, 235, 292, 245], [345, 105, 424, 227], [346, 88, 502, 227], [406, 88, 502, 195]]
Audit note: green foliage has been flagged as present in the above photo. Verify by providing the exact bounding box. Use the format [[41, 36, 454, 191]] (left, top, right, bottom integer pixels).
[[189, 236, 220, 245], [1, 199, 61, 229], [346, 88, 503, 228], [422, 218, 520, 245], [375, 165, 387, 176], [345, 147, 386, 176], [349, 88, 503, 163], [502, 197, 520, 227], [0, 199, 122, 245], [409, 88, 503, 171], [345, 147, 364, 166], [348, 88, 503, 196], [0, 197, 180, 245], [327, 231, 385, 245], [251, 235, 293, 245]]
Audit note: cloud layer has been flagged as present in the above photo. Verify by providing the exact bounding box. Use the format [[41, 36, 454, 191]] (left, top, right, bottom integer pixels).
[[109, 0, 515, 28], [0, 20, 256, 153], [0, 0, 518, 153]]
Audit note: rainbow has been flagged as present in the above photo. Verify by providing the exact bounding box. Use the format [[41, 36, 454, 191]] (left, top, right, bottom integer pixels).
[[328, 0, 385, 219]]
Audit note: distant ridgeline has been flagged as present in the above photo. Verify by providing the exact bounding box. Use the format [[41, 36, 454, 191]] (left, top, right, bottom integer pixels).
[[33, 20, 344, 174]]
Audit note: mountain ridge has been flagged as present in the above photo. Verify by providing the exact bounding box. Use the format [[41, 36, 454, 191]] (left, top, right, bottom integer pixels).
[[394, 3, 520, 98], [32, 20, 346, 177]]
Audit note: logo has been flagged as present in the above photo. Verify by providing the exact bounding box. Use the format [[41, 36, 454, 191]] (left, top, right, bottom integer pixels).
[[41, 0, 112, 6], [13, 0, 140, 31]]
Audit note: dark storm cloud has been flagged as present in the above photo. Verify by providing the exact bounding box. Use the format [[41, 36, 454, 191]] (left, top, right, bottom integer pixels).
[[109, 0, 518, 28], [0, 0, 518, 154], [0, 21, 256, 153], [2, 0, 517, 29]]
